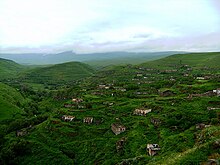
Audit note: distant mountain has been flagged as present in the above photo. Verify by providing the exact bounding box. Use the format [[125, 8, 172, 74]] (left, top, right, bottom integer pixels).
[[0, 58, 25, 79], [0, 51, 187, 65], [21, 61, 95, 85]]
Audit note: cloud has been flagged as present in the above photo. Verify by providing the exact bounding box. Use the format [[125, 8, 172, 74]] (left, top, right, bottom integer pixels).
[[0, 0, 220, 53]]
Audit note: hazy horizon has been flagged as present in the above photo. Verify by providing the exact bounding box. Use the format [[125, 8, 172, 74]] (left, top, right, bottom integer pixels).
[[1, 0, 220, 54]]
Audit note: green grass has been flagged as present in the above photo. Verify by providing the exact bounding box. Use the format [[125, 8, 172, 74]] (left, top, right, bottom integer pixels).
[[140, 52, 220, 69], [0, 58, 26, 80], [20, 61, 95, 85], [0, 82, 25, 120]]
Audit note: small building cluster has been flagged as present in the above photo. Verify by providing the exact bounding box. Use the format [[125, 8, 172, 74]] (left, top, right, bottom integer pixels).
[[133, 109, 151, 116], [147, 144, 161, 156], [111, 123, 126, 135]]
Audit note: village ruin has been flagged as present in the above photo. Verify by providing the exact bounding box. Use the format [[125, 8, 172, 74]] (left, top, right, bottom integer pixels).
[[111, 123, 126, 135]]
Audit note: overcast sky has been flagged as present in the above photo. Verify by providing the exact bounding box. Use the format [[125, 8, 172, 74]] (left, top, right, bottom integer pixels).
[[0, 0, 220, 53]]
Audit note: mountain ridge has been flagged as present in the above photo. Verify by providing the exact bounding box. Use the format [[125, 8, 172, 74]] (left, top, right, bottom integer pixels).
[[0, 51, 188, 65]]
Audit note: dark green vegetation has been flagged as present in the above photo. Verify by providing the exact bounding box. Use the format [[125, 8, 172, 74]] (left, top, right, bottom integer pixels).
[[0, 52, 220, 164]]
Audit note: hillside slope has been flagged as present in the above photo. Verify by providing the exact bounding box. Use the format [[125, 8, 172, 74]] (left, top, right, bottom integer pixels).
[[0, 82, 25, 120], [140, 52, 220, 69], [21, 61, 95, 85], [0, 58, 25, 80]]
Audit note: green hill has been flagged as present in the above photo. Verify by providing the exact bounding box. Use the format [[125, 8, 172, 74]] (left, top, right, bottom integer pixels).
[[140, 52, 220, 69], [0, 82, 25, 120], [21, 61, 95, 85], [0, 58, 25, 80]]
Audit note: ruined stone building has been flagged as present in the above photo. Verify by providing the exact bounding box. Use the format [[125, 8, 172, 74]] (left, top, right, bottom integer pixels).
[[62, 115, 75, 122], [147, 144, 161, 156], [133, 109, 151, 116], [83, 117, 93, 124], [111, 123, 126, 135]]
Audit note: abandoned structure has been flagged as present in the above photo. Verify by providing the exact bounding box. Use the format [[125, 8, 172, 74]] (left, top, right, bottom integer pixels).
[[62, 115, 75, 122], [64, 103, 75, 108], [207, 107, 220, 110], [16, 130, 27, 137], [196, 123, 206, 129], [111, 123, 126, 135], [213, 88, 220, 96], [196, 123, 211, 130], [159, 90, 175, 97], [72, 98, 83, 103], [151, 118, 161, 126], [188, 90, 218, 99], [206, 159, 219, 165], [133, 109, 151, 116], [83, 117, 93, 124], [147, 144, 161, 156], [116, 137, 126, 152]]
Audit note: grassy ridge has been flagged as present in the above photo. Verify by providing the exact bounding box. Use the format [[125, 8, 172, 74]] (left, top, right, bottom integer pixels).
[[0, 58, 25, 79], [0, 82, 25, 120], [21, 61, 95, 85], [140, 52, 220, 69]]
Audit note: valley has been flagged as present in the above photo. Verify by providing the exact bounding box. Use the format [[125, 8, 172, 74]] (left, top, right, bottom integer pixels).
[[0, 52, 220, 165]]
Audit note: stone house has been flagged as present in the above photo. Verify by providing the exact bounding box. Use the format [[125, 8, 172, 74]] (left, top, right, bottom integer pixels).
[[72, 98, 83, 103], [62, 115, 75, 122], [83, 117, 93, 124], [205, 159, 219, 165], [196, 77, 205, 80], [213, 88, 220, 96], [196, 123, 211, 130], [147, 144, 161, 156], [98, 84, 111, 89], [159, 90, 175, 97], [189, 90, 216, 98], [137, 73, 143, 77], [64, 103, 74, 108], [116, 137, 126, 152], [16, 130, 27, 137], [133, 109, 151, 116], [151, 118, 161, 126], [196, 123, 206, 130], [111, 123, 126, 135], [207, 107, 220, 111]]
